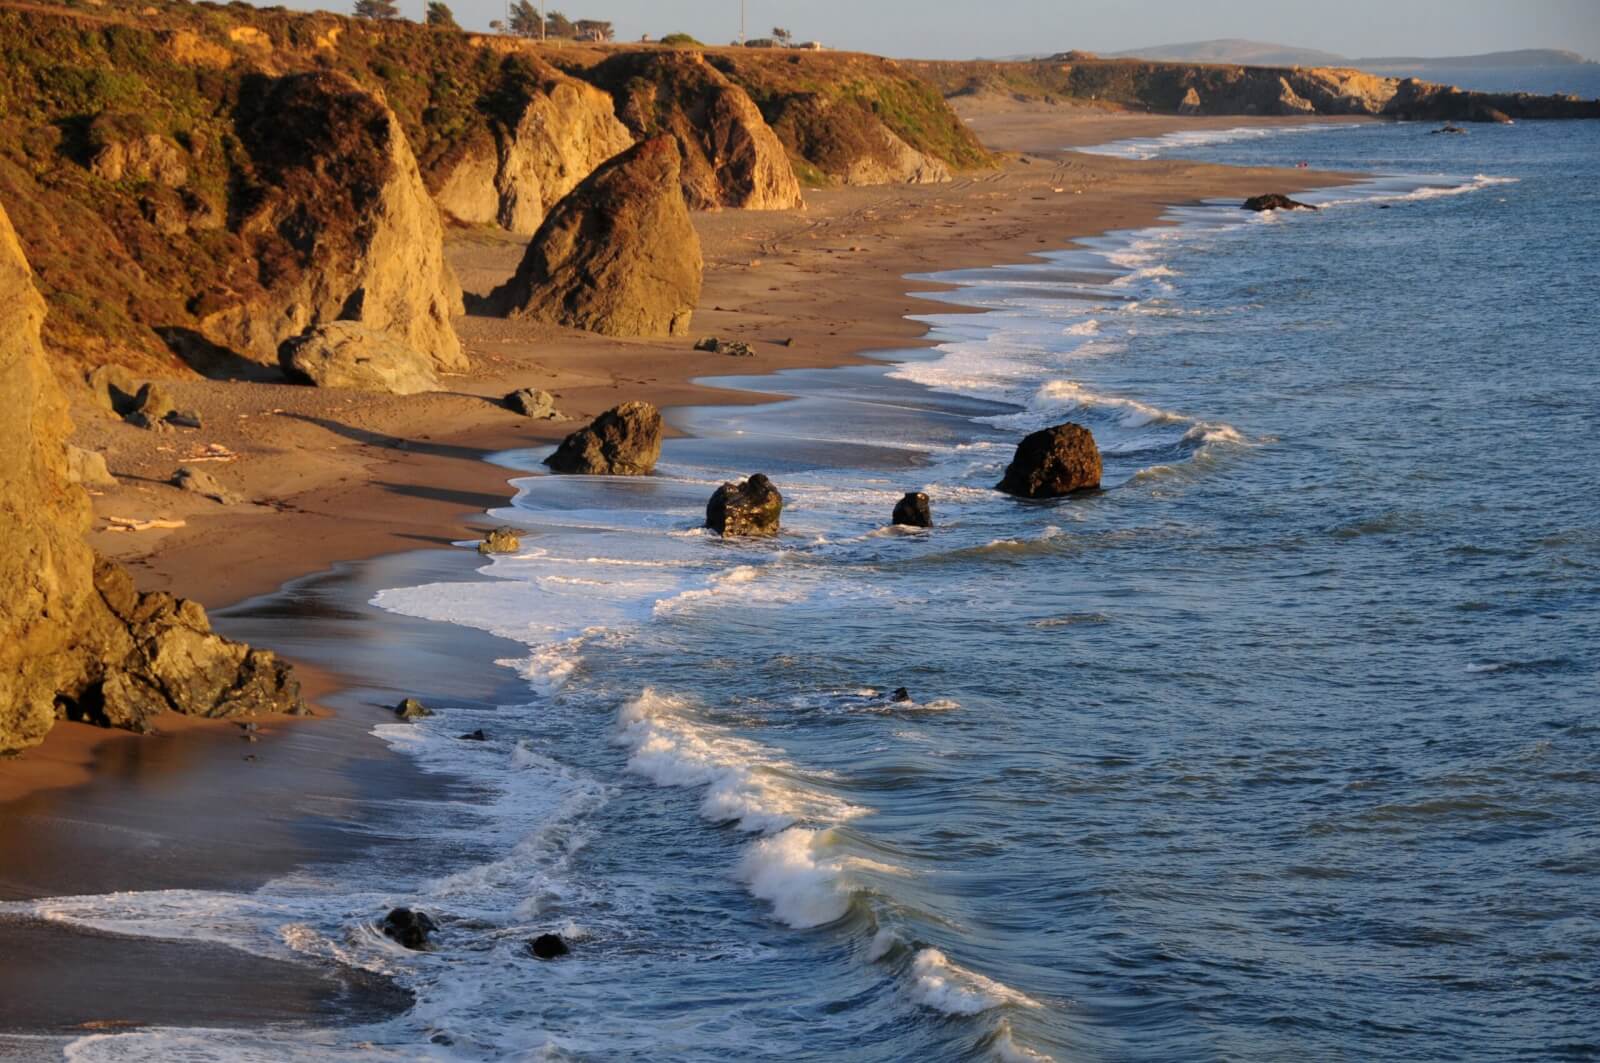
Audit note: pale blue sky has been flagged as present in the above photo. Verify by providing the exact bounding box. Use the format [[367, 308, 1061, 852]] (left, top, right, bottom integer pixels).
[[277, 0, 1600, 60]]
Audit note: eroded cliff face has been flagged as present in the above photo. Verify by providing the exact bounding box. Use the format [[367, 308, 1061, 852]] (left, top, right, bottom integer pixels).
[[0, 200, 304, 754], [197, 72, 465, 373], [585, 51, 805, 211], [433, 56, 634, 234], [0, 201, 96, 751]]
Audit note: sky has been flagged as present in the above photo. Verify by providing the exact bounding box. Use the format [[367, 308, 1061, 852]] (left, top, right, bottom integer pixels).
[[322, 0, 1600, 61]]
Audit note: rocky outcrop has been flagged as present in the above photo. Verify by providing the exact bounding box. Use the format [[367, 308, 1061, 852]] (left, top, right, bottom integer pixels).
[[996, 423, 1102, 499], [505, 387, 563, 419], [173, 465, 242, 505], [892, 492, 932, 528], [695, 337, 755, 357], [1, 200, 304, 754], [544, 401, 663, 476], [395, 698, 432, 720], [478, 527, 521, 555], [844, 125, 952, 186], [764, 92, 952, 187], [487, 137, 702, 339], [200, 72, 465, 373], [66, 446, 117, 489], [1242, 193, 1317, 212], [706, 474, 783, 537], [433, 57, 635, 233], [528, 933, 570, 960], [381, 908, 437, 950], [89, 131, 190, 187], [587, 51, 804, 211], [1275, 77, 1316, 115], [1178, 86, 1203, 115], [279, 322, 441, 394]]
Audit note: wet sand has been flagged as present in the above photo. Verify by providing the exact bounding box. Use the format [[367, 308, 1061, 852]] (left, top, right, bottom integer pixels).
[[0, 105, 1365, 1037]]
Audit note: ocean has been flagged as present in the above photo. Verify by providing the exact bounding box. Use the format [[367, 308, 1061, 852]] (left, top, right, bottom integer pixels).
[[13, 119, 1598, 1060]]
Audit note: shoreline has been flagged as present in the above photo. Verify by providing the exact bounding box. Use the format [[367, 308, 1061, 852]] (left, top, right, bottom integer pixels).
[[0, 109, 1368, 1038]]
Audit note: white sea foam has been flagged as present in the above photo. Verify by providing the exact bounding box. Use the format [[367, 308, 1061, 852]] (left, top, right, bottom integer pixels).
[[735, 828, 898, 929], [1063, 318, 1100, 336], [907, 948, 1042, 1015]]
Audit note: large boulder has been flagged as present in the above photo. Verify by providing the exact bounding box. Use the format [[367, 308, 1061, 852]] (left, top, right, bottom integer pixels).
[[433, 57, 635, 234], [590, 51, 804, 211], [280, 322, 441, 395], [706, 474, 783, 538], [544, 401, 662, 476], [996, 423, 1102, 499], [487, 137, 702, 338], [0, 199, 305, 753], [198, 72, 465, 373]]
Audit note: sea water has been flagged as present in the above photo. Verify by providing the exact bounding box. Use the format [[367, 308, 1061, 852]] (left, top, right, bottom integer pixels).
[[16, 119, 1599, 1061]]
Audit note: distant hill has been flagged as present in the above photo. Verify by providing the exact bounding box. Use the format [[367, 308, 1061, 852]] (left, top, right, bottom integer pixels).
[[1109, 39, 1594, 73]]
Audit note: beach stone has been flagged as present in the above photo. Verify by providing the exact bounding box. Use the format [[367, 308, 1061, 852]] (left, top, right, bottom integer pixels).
[[124, 382, 176, 428], [1242, 193, 1318, 212], [66, 446, 117, 489], [486, 136, 703, 338], [528, 933, 570, 960], [279, 322, 441, 395], [381, 908, 438, 950], [173, 465, 242, 505], [892, 491, 932, 528], [996, 423, 1102, 499], [478, 527, 521, 555], [694, 337, 755, 357], [395, 698, 432, 720], [544, 401, 663, 476], [168, 408, 203, 429], [505, 388, 562, 420], [86, 364, 144, 415], [706, 474, 783, 538]]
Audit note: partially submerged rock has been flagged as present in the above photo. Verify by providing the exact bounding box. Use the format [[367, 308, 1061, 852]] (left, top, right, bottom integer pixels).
[[381, 908, 438, 950], [395, 698, 433, 720], [478, 527, 521, 555], [996, 423, 1102, 499], [706, 474, 783, 538], [487, 136, 703, 339], [505, 387, 563, 420], [544, 401, 663, 476], [173, 465, 242, 505], [528, 933, 570, 960], [1432, 125, 1468, 135], [1242, 193, 1318, 212], [892, 492, 932, 528], [280, 322, 441, 395]]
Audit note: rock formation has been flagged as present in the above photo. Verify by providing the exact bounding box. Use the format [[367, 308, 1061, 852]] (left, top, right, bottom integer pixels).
[[996, 423, 1102, 499], [173, 465, 243, 505], [528, 933, 570, 959], [1178, 86, 1204, 115], [892, 492, 933, 528], [434, 56, 635, 233], [395, 698, 432, 720], [706, 474, 783, 537], [279, 322, 442, 395], [765, 93, 953, 186], [381, 908, 437, 950], [66, 446, 117, 489], [695, 337, 756, 357], [488, 137, 703, 338], [590, 51, 804, 210], [1242, 194, 1318, 212], [200, 72, 465, 373], [1, 200, 303, 754], [505, 388, 563, 419], [544, 401, 663, 476], [478, 527, 521, 555]]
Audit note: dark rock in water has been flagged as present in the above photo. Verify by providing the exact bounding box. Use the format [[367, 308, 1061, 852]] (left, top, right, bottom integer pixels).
[[706, 474, 783, 537], [505, 387, 563, 420], [395, 697, 432, 720], [1241, 193, 1317, 212], [892, 491, 932, 528], [478, 527, 521, 555], [458, 729, 487, 742], [1431, 125, 1468, 135], [528, 933, 570, 960], [544, 401, 662, 476], [890, 687, 912, 703], [996, 423, 1102, 499], [381, 907, 438, 950]]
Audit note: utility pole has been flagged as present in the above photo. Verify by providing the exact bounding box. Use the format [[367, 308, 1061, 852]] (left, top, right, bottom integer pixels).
[[740, 0, 746, 45], [541, 0, 546, 41]]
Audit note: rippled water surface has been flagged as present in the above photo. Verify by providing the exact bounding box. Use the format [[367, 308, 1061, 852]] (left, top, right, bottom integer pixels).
[[18, 122, 1599, 1061]]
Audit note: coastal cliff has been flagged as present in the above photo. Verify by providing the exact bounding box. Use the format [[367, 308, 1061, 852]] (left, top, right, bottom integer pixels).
[[920, 54, 1600, 121], [0, 200, 303, 754]]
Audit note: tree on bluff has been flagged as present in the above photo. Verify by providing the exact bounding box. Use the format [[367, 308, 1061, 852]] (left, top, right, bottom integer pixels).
[[354, 0, 401, 19], [425, 1, 460, 29]]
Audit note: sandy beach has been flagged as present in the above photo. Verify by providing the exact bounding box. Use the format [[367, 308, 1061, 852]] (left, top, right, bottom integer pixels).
[[0, 104, 1362, 1039]]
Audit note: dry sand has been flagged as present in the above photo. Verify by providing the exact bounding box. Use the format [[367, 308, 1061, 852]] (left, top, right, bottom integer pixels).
[[0, 105, 1368, 1035]]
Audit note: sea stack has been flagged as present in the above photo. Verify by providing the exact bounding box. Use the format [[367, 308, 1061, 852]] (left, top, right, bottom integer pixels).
[[706, 475, 783, 537], [996, 423, 1102, 499]]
